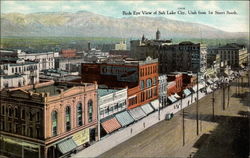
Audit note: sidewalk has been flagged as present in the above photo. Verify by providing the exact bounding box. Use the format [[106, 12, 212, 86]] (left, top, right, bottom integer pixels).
[[72, 90, 206, 158]]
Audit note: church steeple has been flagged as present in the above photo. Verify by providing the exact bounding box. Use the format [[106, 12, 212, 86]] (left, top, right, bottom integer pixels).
[[142, 34, 145, 42], [156, 29, 160, 40]]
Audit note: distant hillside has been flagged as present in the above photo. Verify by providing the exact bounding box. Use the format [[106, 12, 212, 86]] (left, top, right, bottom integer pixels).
[[1, 11, 248, 39]]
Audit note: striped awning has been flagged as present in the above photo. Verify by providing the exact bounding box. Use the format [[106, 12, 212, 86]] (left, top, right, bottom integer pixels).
[[183, 89, 191, 97], [115, 111, 134, 127], [101, 117, 121, 134], [128, 107, 146, 121], [149, 99, 161, 110], [141, 103, 154, 114], [167, 95, 177, 103], [207, 87, 213, 93], [57, 138, 77, 154]]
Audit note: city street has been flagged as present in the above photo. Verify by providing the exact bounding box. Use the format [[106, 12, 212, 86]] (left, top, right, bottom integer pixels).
[[99, 74, 249, 158]]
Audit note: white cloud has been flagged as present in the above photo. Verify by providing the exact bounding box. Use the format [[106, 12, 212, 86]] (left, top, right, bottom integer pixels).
[[62, 5, 71, 10], [195, 1, 220, 11]]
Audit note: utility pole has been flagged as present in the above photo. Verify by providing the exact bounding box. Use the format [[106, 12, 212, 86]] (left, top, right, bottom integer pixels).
[[222, 80, 225, 110], [181, 94, 185, 146], [212, 83, 215, 120], [196, 72, 199, 136], [227, 81, 230, 108]]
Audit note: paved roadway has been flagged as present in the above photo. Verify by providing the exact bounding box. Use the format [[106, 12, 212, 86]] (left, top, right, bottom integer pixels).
[[99, 74, 249, 158]]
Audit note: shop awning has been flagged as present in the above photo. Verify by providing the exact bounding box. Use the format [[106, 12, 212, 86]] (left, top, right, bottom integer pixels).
[[207, 79, 213, 85], [183, 89, 191, 97], [207, 87, 213, 93], [174, 93, 181, 99], [115, 111, 134, 127], [141, 103, 154, 114], [149, 99, 160, 110], [57, 138, 77, 154], [167, 95, 177, 103], [128, 107, 146, 121], [101, 117, 121, 134]]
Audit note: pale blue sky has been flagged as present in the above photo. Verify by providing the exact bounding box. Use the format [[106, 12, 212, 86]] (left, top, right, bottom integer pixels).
[[1, 1, 249, 32]]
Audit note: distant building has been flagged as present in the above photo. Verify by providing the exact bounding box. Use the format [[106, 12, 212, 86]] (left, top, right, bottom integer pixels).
[[0, 58, 39, 90], [59, 49, 77, 58], [158, 74, 167, 107], [55, 57, 84, 72], [208, 43, 248, 70], [115, 41, 127, 50], [0, 49, 59, 71], [0, 81, 98, 158], [81, 57, 159, 109], [159, 42, 207, 74], [130, 30, 172, 60]]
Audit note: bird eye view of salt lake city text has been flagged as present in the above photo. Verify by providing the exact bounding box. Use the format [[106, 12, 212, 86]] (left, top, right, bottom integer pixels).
[[0, 1, 249, 158]]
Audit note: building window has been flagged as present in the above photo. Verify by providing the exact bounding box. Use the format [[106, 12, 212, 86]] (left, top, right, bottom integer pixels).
[[140, 80, 144, 90], [65, 106, 71, 131], [9, 122, 12, 132], [21, 109, 25, 119], [36, 112, 40, 121], [1, 105, 5, 116], [51, 110, 57, 136], [22, 125, 26, 135], [88, 100, 93, 122], [76, 103, 83, 126], [146, 78, 152, 88], [14, 107, 18, 118], [29, 112, 33, 121], [36, 128, 40, 138], [28, 127, 33, 137], [8, 107, 13, 117]]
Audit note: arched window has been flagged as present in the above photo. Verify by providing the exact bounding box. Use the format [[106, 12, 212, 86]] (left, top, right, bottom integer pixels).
[[88, 100, 93, 122], [146, 78, 152, 88], [51, 110, 57, 136], [76, 103, 83, 126], [65, 106, 71, 131]]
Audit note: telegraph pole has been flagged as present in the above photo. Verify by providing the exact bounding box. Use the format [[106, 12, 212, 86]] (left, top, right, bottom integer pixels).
[[222, 80, 225, 110], [181, 94, 185, 146], [196, 72, 199, 136], [212, 83, 215, 120], [227, 81, 230, 107]]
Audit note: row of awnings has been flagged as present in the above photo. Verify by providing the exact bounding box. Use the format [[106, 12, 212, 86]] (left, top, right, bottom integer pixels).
[[183, 89, 192, 97], [101, 103, 155, 134]]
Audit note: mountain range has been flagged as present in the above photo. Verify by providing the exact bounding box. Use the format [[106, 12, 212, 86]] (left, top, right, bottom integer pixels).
[[1, 11, 248, 39]]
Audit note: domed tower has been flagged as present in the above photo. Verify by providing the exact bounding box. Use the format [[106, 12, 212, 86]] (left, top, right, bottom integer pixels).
[[156, 29, 160, 40]]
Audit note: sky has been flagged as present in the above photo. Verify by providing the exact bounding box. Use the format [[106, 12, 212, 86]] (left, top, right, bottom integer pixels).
[[1, 1, 249, 32]]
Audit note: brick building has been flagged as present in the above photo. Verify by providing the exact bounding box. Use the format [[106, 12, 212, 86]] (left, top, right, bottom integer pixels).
[[167, 73, 183, 94], [59, 49, 77, 58], [0, 80, 98, 158], [81, 58, 159, 109]]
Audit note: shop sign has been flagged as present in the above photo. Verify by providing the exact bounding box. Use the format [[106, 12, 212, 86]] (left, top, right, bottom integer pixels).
[[72, 128, 89, 146]]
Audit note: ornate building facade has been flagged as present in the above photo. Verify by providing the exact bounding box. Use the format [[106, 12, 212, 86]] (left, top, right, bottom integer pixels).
[[0, 80, 98, 158]]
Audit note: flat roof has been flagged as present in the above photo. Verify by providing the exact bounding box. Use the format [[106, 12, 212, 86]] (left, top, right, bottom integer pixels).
[[31, 84, 73, 96], [98, 89, 119, 97]]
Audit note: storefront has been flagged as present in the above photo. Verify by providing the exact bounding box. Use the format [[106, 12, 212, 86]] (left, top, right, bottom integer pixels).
[[0, 135, 41, 158]]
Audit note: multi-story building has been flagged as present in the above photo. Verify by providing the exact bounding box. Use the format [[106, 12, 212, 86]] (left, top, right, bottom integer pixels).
[[159, 42, 206, 74], [55, 57, 84, 73], [130, 30, 172, 60], [0, 49, 59, 71], [98, 88, 127, 120], [0, 81, 98, 158], [0, 58, 39, 90], [115, 41, 127, 50], [81, 57, 159, 109], [158, 74, 167, 107], [59, 49, 77, 58], [208, 43, 248, 70]]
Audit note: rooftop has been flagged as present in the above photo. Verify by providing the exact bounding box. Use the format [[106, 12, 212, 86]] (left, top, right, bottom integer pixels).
[[31, 83, 73, 96], [98, 89, 119, 97]]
